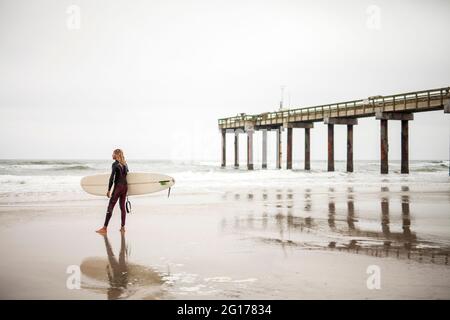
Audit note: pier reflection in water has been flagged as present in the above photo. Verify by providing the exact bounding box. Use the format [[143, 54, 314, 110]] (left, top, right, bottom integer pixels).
[[221, 186, 450, 265]]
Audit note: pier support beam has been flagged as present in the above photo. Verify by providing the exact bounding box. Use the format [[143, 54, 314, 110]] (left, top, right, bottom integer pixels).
[[285, 122, 314, 170], [376, 112, 413, 174], [327, 124, 334, 172], [262, 129, 267, 169], [380, 119, 389, 174], [234, 131, 239, 168], [276, 127, 282, 169], [286, 128, 293, 169], [324, 118, 358, 126], [324, 117, 358, 173], [305, 128, 311, 171], [347, 125, 353, 172], [247, 130, 254, 170], [401, 120, 409, 174], [221, 129, 226, 168]]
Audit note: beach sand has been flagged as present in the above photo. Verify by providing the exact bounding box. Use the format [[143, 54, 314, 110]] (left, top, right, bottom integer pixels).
[[1, 181, 449, 300]]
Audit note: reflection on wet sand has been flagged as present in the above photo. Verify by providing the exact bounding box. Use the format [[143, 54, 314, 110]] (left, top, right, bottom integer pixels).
[[221, 186, 450, 265], [80, 233, 166, 299]]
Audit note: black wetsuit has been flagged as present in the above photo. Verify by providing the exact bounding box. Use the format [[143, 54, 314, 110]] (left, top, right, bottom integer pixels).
[[104, 160, 129, 227], [108, 160, 128, 191]]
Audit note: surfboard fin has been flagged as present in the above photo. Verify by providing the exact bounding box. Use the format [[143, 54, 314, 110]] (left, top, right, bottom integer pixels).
[[168, 187, 171, 198]]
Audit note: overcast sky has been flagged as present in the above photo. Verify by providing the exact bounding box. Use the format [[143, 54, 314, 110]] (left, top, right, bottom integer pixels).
[[0, 0, 449, 161]]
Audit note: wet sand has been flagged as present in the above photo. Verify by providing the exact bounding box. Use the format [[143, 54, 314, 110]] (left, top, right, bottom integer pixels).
[[0, 183, 450, 299]]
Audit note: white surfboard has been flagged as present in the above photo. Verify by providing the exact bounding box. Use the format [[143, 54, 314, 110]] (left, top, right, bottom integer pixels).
[[80, 172, 175, 196]]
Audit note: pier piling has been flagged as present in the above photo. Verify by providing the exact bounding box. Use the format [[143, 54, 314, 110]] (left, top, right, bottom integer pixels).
[[286, 122, 314, 170], [305, 128, 311, 171], [234, 130, 239, 168], [401, 120, 409, 174], [221, 129, 226, 168], [262, 129, 267, 169], [327, 124, 334, 172], [376, 112, 413, 174], [380, 119, 389, 174], [287, 127, 293, 169], [324, 117, 358, 172], [247, 129, 254, 170], [347, 125, 353, 172], [276, 127, 282, 169]]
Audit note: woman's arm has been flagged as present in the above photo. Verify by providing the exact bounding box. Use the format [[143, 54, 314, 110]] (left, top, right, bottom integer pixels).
[[108, 163, 115, 192]]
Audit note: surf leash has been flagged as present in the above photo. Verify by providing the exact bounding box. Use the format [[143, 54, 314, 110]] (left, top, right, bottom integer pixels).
[[126, 195, 132, 214], [159, 179, 174, 198]]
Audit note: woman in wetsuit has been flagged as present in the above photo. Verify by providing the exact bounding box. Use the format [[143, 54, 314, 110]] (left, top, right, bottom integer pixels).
[[96, 149, 129, 234]]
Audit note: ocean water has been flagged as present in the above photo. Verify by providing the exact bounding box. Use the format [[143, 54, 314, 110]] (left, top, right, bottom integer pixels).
[[0, 159, 448, 205]]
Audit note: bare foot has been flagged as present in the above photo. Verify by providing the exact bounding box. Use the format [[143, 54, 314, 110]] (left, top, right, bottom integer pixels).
[[96, 227, 107, 234], [119, 227, 125, 233]]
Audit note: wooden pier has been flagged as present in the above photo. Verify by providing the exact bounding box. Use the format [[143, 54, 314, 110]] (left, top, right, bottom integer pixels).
[[218, 87, 450, 173]]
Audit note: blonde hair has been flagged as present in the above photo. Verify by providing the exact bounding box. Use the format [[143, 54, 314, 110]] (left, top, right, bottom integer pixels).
[[113, 149, 127, 166]]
